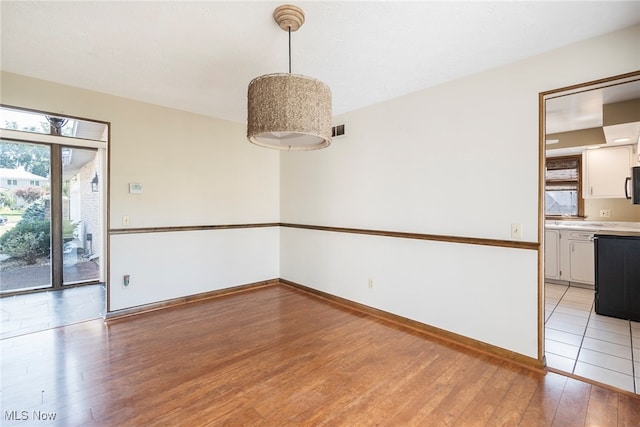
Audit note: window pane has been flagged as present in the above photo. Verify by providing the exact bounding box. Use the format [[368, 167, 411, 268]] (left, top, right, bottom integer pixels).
[[0, 107, 108, 142], [0, 140, 52, 292], [545, 155, 581, 216], [62, 147, 100, 285], [545, 189, 578, 216]]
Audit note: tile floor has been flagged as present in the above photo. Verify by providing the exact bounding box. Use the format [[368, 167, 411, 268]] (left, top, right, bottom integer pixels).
[[0, 284, 105, 340], [545, 282, 640, 394]]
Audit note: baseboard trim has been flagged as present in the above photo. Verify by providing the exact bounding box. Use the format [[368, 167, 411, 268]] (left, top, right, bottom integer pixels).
[[280, 279, 544, 372], [105, 279, 279, 322], [547, 367, 640, 399], [104, 277, 543, 372]]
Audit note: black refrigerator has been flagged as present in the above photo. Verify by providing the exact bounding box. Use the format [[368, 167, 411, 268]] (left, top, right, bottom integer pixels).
[[594, 233, 640, 322]]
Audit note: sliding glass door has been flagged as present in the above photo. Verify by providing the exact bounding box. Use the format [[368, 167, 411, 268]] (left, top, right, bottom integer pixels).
[[0, 141, 102, 293], [0, 107, 107, 294]]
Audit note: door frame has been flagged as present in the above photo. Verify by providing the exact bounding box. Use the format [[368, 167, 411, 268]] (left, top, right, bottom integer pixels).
[[538, 70, 640, 365], [0, 107, 109, 296]]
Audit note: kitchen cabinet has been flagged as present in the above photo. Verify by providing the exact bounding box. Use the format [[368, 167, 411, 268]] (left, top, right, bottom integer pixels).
[[559, 230, 595, 287], [567, 240, 595, 284], [594, 234, 640, 321], [583, 145, 634, 198], [545, 229, 594, 288], [545, 229, 560, 280]]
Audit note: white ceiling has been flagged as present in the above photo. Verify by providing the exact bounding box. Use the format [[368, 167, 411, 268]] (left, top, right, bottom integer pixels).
[[546, 80, 640, 134], [1, 1, 639, 124]]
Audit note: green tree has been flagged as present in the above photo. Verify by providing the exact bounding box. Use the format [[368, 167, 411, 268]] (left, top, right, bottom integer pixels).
[[0, 231, 43, 264], [21, 198, 47, 222], [3, 120, 49, 133], [0, 139, 50, 178], [0, 190, 16, 209]]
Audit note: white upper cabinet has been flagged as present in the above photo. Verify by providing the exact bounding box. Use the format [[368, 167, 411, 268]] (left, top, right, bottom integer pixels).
[[583, 145, 634, 198]]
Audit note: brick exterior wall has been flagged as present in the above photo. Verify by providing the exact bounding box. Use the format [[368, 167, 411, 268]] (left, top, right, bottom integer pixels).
[[77, 156, 101, 262]]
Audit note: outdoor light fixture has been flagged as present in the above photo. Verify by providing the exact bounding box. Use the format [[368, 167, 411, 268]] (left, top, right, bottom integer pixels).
[[46, 116, 68, 136], [247, 4, 332, 151], [91, 173, 99, 192]]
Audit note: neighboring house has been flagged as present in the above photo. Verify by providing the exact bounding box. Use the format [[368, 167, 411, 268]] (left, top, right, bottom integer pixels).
[[0, 167, 48, 207]]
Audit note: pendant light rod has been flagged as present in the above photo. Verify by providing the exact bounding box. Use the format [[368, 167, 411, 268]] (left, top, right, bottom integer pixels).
[[288, 26, 292, 73], [273, 2, 305, 73]]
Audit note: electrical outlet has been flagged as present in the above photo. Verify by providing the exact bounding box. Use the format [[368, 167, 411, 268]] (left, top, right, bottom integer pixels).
[[368, 278, 374, 289], [511, 223, 522, 239], [599, 209, 611, 218]]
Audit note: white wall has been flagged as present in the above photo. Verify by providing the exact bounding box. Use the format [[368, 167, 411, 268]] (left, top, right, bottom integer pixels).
[[1, 72, 280, 312], [282, 227, 538, 354], [110, 227, 279, 310], [2, 24, 638, 358], [280, 24, 640, 358]]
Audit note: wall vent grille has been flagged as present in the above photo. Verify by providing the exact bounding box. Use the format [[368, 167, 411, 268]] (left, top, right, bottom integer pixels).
[[332, 124, 345, 138]]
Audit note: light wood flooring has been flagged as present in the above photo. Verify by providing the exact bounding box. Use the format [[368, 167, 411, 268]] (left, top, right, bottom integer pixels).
[[1, 284, 639, 426]]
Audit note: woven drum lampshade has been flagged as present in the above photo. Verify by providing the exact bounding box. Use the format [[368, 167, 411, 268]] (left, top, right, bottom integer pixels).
[[247, 73, 332, 150], [247, 4, 332, 151]]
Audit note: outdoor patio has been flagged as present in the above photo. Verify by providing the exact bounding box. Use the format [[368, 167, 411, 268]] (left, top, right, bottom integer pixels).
[[0, 259, 100, 293]]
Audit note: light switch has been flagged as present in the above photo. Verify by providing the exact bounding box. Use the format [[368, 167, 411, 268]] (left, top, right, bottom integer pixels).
[[122, 215, 130, 226], [511, 223, 522, 239]]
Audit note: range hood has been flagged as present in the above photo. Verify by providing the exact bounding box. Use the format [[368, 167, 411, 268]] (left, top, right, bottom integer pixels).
[[602, 99, 640, 149], [545, 127, 605, 150]]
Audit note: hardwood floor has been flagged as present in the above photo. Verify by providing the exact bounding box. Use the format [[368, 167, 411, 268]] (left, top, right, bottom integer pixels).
[[1, 284, 639, 426]]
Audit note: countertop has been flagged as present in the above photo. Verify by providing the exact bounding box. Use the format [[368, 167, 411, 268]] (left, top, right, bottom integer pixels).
[[545, 220, 640, 234]]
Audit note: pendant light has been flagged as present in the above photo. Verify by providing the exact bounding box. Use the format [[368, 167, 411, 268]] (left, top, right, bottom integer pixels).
[[247, 4, 332, 151]]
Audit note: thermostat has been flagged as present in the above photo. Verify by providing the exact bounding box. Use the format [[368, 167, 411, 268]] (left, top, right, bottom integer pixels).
[[129, 183, 143, 194]]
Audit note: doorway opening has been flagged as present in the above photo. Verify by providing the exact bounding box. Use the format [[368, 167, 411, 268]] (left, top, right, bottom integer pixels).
[[541, 71, 640, 393], [0, 106, 108, 334]]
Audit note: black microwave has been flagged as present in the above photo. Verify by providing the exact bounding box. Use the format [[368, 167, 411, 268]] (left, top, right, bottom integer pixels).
[[627, 166, 640, 204]]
